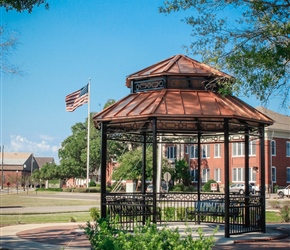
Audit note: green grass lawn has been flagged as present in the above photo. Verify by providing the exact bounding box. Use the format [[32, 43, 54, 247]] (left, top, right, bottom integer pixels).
[[1, 212, 92, 226], [0, 192, 286, 227], [1, 193, 98, 207]]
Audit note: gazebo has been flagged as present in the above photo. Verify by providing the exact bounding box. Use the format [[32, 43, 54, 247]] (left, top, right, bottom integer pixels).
[[93, 54, 273, 237]]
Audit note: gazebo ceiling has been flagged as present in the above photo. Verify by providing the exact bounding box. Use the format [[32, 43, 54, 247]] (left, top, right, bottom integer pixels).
[[93, 54, 274, 135]]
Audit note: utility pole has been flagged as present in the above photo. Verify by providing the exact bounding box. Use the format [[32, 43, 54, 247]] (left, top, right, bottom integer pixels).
[[1, 145, 4, 189]]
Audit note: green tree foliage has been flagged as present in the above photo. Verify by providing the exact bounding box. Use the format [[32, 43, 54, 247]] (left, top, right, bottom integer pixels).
[[1, 0, 49, 13], [173, 159, 191, 186], [112, 146, 153, 181], [160, 0, 290, 108], [58, 114, 101, 180]]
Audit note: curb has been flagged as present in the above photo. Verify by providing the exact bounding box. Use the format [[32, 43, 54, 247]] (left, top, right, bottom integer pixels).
[[234, 229, 289, 243]]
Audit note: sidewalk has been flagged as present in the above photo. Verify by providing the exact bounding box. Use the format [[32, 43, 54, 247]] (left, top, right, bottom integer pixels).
[[1, 222, 289, 250]]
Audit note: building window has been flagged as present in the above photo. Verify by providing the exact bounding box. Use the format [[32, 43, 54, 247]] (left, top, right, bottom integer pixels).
[[249, 167, 257, 182], [202, 168, 210, 182], [214, 144, 221, 158], [202, 145, 210, 158], [272, 166, 276, 183], [190, 169, 198, 182], [249, 140, 257, 156], [185, 145, 189, 154], [232, 142, 244, 156], [214, 168, 221, 182], [286, 142, 290, 157], [190, 145, 198, 159], [271, 140, 276, 156], [287, 167, 290, 183], [167, 146, 176, 160], [232, 167, 244, 182]]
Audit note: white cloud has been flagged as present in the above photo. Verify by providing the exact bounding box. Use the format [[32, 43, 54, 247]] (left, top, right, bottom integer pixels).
[[8, 135, 60, 159]]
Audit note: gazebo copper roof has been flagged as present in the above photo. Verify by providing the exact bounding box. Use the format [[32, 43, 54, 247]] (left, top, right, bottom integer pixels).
[[93, 55, 273, 135], [125, 54, 233, 87]]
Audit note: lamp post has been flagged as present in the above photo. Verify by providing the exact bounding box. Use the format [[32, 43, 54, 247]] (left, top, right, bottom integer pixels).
[[24, 164, 28, 193], [16, 170, 18, 194]]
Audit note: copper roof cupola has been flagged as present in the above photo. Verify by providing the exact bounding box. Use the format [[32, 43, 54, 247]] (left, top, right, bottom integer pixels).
[[93, 54, 273, 134], [126, 54, 233, 93]]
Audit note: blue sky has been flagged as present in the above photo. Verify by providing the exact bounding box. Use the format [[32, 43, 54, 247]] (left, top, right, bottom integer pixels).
[[1, 0, 288, 163]]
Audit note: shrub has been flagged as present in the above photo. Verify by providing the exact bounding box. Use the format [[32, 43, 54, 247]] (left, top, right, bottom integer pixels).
[[90, 207, 100, 221], [274, 185, 280, 193], [279, 204, 290, 222], [171, 183, 184, 192], [202, 179, 218, 192], [83, 218, 217, 250], [89, 181, 97, 187], [163, 207, 175, 221]]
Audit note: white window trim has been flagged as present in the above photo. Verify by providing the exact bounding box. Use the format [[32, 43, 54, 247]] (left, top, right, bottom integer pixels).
[[214, 144, 221, 158], [271, 140, 276, 156], [272, 166, 276, 183], [287, 167, 290, 183], [214, 168, 221, 182], [286, 141, 290, 157]]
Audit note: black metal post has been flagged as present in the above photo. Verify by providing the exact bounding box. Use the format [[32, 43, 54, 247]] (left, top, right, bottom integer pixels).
[[245, 128, 250, 227], [224, 119, 230, 238], [152, 118, 157, 223], [259, 125, 266, 233], [142, 132, 147, 224], [100, 122, 107, 218]]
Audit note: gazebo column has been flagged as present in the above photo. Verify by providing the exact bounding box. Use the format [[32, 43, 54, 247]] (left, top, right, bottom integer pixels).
[[152, 118, 157, 223], [141, 132, 147, 194], [224, 118, 230, 238], [259, 125, 266, 232], [100, 122, 108, 218], [197, 132, 201, 224], [197, 132, 201, 201], [142, 132, 147, 225], [244, 128, 250, 227]]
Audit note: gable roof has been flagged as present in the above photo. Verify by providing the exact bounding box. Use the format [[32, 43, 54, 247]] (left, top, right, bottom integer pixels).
[[0, 152, 32, 165], [34, 157, 55, 168], [256, 107, 290, 132]]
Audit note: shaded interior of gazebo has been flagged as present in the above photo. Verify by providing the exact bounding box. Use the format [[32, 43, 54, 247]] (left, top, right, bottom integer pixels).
[[93, 55, 273, 237]]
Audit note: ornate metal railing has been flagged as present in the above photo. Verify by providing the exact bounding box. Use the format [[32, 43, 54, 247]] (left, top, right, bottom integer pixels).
[[104, 192, 263, 234]]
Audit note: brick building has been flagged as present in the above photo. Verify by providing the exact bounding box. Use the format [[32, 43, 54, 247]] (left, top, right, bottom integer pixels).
[[165, 107, 290, 192]]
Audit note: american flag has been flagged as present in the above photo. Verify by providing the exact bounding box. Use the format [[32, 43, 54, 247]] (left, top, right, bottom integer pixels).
[[65, 84, 89, 112]]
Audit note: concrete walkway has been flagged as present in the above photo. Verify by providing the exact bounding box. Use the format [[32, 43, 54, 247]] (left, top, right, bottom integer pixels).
[[1, 222, 289, 250]]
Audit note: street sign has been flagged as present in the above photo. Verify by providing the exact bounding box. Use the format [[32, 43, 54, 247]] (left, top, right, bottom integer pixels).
[[211, 183, 218, 191], [164, 172, 171, 182]]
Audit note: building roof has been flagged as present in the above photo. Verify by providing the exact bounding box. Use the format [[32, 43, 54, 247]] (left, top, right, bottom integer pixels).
[[94, 54, 274, 136], [125, 54, 233, 87], [0, 152, 32, 165], [256, 107, 290, 132], [34, 157, 55, 168], [94, 89, 273, 134]]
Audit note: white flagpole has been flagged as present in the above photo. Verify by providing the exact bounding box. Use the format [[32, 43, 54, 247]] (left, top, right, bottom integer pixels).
[[86, 79, 91, 188]]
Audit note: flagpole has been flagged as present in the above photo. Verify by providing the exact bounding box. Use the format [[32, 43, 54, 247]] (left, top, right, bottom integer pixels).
[[86, 79, 91, 188]]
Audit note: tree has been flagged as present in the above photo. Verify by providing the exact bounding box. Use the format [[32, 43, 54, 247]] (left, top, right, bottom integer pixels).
[[0, 26, 22, 76], [160, 0, 290, 108], [172, 159, 191, 186], [112, 146, 153, 181], [1, 0, 49, 13]]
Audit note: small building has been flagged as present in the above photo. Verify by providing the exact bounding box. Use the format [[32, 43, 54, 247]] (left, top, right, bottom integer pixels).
[[0, 152, 39, 188]]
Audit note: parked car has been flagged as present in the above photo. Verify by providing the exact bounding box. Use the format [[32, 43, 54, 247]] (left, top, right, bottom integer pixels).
[[146, 184, 167, 193], [250, 183, 260, 194], [146, 184, 153, 192], [229, 183, 253, 194], [277, 185, 290, 198]]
